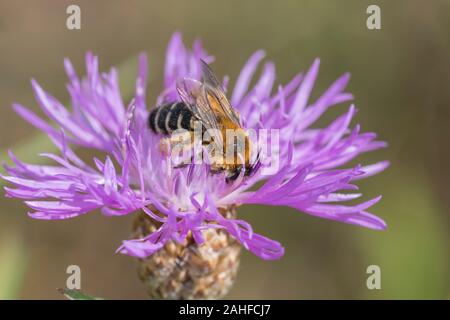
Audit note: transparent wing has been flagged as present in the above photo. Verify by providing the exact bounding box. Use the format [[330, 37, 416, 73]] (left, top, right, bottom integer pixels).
[[176, 77, 224, 149], [200, 60, 242, 126], [176, 78, 220, 130]]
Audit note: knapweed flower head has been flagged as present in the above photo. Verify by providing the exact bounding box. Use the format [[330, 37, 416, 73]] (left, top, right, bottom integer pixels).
[[2, 33, 388, 261]]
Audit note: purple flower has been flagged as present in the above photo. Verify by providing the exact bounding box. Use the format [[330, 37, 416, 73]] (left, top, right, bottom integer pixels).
[[2, 32, 388, 260]]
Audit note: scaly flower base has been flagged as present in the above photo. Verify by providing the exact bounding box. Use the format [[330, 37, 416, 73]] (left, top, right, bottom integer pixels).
[[132, 207, 241, 299]]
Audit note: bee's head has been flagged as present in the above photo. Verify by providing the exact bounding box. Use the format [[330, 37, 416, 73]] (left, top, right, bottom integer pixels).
[[225, 166, 242, 183], [244, 150, 261, 177]]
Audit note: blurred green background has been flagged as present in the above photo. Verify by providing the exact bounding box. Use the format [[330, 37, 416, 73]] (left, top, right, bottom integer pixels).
[[0, 0, 449, 299]]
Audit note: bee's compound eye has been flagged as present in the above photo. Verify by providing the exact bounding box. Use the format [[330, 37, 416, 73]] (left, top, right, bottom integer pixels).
[[226, 167, 242, 183], [244, 164, 255, 177]]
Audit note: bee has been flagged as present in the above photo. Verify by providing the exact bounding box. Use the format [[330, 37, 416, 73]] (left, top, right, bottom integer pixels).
[[148, 60, 258, 182]]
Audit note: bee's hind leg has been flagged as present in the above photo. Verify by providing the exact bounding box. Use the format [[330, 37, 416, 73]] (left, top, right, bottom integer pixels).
[[158, 137, 172, 156], [166, 131, 197, 168]]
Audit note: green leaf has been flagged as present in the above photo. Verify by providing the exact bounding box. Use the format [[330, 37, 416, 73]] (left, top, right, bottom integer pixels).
[[58, 288, 103, 300], [0, 54, 141, 185]]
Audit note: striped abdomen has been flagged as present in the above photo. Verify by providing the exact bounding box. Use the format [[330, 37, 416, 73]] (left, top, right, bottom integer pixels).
[[148, 102, 194, 134]]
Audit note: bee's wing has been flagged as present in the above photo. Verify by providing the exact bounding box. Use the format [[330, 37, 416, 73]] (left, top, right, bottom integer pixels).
[[199, 60, 242, 127], [176, 77, 224, 148], [176, 77, 220, 130]]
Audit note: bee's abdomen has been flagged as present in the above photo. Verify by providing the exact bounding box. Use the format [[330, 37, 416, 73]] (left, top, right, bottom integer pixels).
[[148, 102, 194, 134]]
